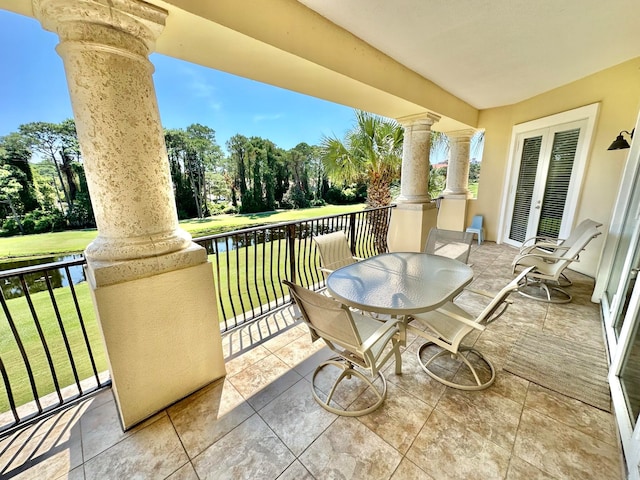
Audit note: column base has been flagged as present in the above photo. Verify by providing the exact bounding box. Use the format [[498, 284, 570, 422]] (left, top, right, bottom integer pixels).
[[87, 259, 226, 430], [388, 202, 438, 252], [437, 196, 471, 231]]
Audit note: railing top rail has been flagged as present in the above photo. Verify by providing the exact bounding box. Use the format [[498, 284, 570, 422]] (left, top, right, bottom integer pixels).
[[194, 204, 395, 242], [0, 258, 86, 279]]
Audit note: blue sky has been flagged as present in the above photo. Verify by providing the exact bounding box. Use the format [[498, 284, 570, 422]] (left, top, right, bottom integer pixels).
[[0, 10, 357, 152]]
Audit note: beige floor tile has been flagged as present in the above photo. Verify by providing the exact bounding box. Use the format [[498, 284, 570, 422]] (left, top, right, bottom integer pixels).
[[407, 409, 511, 480], [261, 324, 308, 352], [384, 344, 449, 407], [165, 462, 199, 480], [390, 458, 435, 480], [224, 344, 271, 377], [525, 383, 618, 446], [247, 366, 304, 411], [229, 354, 298, 401], [278, 459, 315, 479], [293, 346, 336, 377], [353, 382, 433, 454], [80, 398, 165, 461], [259, 378, 336, 456], [513, 408, 622, 479], [506, 456, 557, 480], [436, 385, 523, 450], [192, 414, 294, 480], [168, 378, 253, 458], [1, 424, 83, 480], [83, 416, 187, 480], [300, 416, 402, 480], [274, 333, 328, 370]]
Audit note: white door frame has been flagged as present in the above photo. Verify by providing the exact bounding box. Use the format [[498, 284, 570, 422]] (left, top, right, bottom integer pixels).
[[497, 103, 600, 245]]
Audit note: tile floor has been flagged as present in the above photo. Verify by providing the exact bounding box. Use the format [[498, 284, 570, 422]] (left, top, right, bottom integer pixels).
[[0, 243, 624, 479]]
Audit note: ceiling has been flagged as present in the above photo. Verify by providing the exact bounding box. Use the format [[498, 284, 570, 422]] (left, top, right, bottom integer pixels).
[[298, 0, 640, 109]]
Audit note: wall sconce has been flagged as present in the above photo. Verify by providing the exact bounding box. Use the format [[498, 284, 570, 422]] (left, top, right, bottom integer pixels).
[[608, 128, 634, 150]]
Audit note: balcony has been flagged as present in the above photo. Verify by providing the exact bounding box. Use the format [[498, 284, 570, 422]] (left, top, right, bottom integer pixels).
[[0, 242, 621, 480]]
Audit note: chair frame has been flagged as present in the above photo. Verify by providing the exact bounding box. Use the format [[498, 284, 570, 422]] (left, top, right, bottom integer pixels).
[[283, 280, 403, 416], [312, 231, 361, 278], [411, 267, 534, 390], [424, 228, 475, 264], [512, 219, 602, 303]]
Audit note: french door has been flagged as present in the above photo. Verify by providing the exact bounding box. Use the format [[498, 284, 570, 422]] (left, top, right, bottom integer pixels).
[[500, 104, 598, 247], [600, 110, 640, 479]]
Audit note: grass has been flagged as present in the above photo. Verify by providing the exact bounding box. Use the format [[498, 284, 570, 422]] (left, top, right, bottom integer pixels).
[[0, 204, 365, 261], [0, 283, 107, 412]]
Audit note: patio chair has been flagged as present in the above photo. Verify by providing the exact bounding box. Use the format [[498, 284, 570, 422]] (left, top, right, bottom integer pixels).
[[410, 267, 534, 390], [283, 279, 403, 416], [313, 231, 361, 279], [424, 228, 475, 264], [466, 215, 485, 245], [512, 220, 602, 303]]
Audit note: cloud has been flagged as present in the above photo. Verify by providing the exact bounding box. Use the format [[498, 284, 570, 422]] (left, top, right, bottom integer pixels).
[[180, 66, 222, 111], [252, 113, 284, 122]]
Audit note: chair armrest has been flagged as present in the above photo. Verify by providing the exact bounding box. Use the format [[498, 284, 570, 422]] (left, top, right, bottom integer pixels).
[[432, 309, 486, 331], [521, 235, 558, 248], [360, 317, 404, 352], [319, 267, 334, 274], [512, 252, 580, 266], [353, 256, 363, 262], [464, 288, 513, 305], [520, 243, 570, 255]]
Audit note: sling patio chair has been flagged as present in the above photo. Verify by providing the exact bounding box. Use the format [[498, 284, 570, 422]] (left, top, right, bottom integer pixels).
[[424, 228, 475, 264], [283, 279, 403, 416], [512, 219, 602, 303], [410, 267, 534, 390], [312, 231, 361, 279]]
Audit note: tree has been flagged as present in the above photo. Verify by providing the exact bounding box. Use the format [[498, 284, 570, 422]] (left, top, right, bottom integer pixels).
[[18, 120, 80, 216], [0, 166, 24, 233], [0, 133, 38, 213], [320, 110, 403, 208]]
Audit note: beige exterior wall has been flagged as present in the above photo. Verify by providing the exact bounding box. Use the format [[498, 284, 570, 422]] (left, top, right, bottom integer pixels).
[[470, 57, 640, 276]]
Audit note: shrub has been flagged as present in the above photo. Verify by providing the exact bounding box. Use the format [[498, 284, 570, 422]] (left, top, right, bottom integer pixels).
[[222, 205, 238, 215]]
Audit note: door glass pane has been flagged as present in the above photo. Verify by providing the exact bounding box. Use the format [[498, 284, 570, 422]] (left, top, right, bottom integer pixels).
[[614, 249, 640, 337], [537, 128, 579, 238], [510, 136, 542, 242], [620, 315, 640, 427]]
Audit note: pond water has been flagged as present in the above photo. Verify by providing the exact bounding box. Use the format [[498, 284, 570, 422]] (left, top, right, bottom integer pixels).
[[0, 254, 86, 299]]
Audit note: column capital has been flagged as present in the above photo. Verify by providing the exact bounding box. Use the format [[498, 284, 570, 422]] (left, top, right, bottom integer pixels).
[[446, 128, 477, 140], [396, 112, 441, 128], [33, 0, 168, 51]]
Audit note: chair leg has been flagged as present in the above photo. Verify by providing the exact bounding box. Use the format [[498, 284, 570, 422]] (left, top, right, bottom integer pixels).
[[518, 278, 572, 303], [311, 357, 387, 416], [417, 342, 496, 390]]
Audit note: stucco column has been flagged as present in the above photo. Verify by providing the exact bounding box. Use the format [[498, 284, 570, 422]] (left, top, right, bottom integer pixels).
[[438, 129, 475, 231], [388, 113, 441, 252], [34, 0, 225, 429], [396, 113, 440, 203], [443, 129, 475, 197]]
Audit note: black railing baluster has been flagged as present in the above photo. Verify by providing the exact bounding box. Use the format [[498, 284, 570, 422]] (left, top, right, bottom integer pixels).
[[0, 290, 42, 413], [287, 224, 297, 283], [19, 276, 63, 406], [0, 358, 18, 425], [65, 266, 101, 388], [43, 272, 81, 395]]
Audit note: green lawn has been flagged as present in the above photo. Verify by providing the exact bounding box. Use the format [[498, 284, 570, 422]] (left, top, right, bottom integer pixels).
[[0, 283, 107, 412], [0, 204, 365, 261]]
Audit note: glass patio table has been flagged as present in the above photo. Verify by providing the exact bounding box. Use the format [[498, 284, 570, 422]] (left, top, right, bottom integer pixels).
[[326, 252, 474, 317]]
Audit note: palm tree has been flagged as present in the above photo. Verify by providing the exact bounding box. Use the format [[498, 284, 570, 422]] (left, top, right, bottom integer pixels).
[[320, 110, 403, 208]]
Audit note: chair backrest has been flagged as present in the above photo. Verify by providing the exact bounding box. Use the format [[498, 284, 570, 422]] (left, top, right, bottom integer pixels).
[[424, 228, 474, 264], [544, 221, 602, 277], [469, 215, 483, 230], [283, 280, 362, 350], [478, 266, 534, 325], [558, 218, 603, 249], [313, 231, 356, 273]]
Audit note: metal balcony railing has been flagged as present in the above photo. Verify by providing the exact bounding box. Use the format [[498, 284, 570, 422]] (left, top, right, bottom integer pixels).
[[0, 205, 394, 436]]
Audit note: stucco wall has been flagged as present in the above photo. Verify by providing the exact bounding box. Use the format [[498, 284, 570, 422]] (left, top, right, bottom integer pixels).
[[470, 57, 640, 276]]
